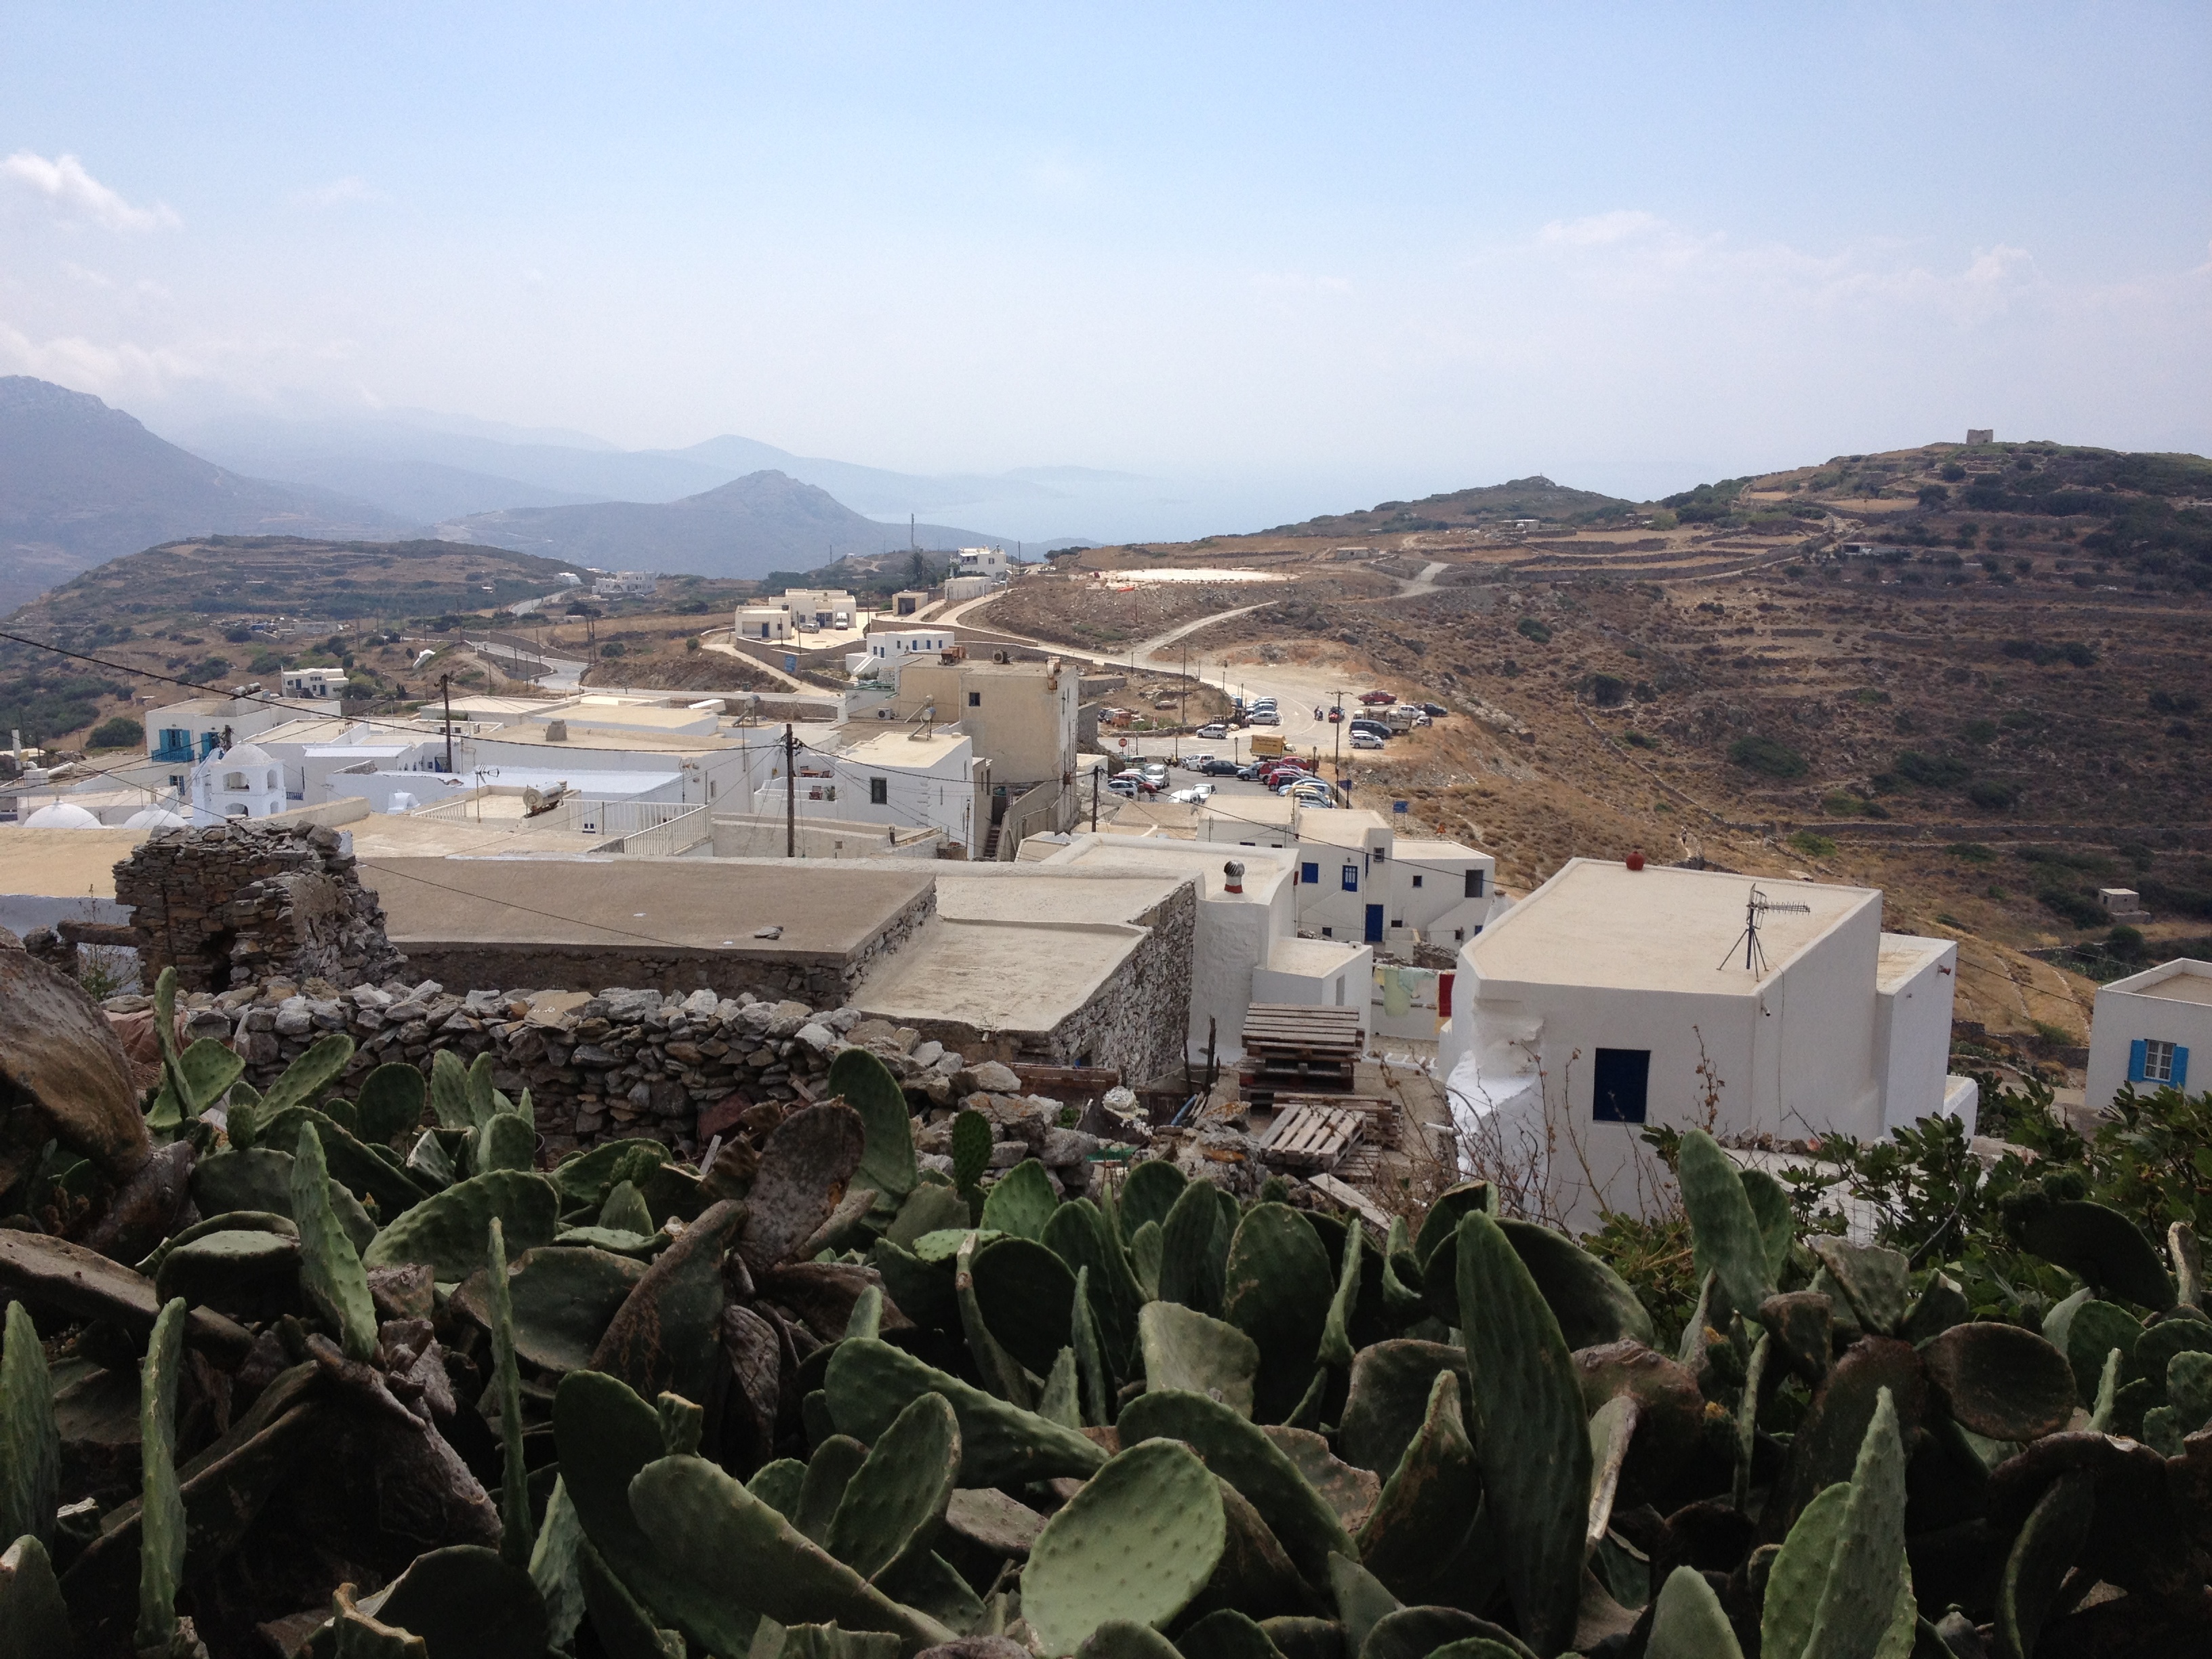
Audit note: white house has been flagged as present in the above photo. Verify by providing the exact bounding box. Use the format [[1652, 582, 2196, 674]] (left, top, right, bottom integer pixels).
[[1293, 809, 1502, 948], [191, 743, 286, 821], [281, 667, 345, 701], [594, 571, 657, 598], [735, 605, 793, 642], [756, 728, 982, 856], [954, 546, 1012, 581], [1439, 859, 1973, 1230], [780, 590, 858, 631], [867, 628, 955, 664], [144, 693, 321, 773], [2085, 958, 2211, 1110]]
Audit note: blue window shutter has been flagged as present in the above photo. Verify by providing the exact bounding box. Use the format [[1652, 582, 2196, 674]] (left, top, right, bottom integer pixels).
[[1301, 861, 1318, 884], [2175, 1046, 2190, 1091], [2128, 1038, 2147, 1082]]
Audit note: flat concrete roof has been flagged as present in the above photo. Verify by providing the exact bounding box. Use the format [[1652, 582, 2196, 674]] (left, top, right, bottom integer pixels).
[[1296, 809, 1391, 848], [1031, 836, 1292, 904], [1267, 937, 1368, 977], [937, 868, 1187, 926], [1204, 795, 1295, 827], [838, 729, 970, 769], [856, 916, 1141, 1035], [1395, 837, 1486, 863], [0, 827, 146, 899], [1876, 932, 1954, 991], [360, 856, 934, 958], [2107, 958, 2212, 1006], [1466, 858, 1876, 994], [346, 816, 613, 859]]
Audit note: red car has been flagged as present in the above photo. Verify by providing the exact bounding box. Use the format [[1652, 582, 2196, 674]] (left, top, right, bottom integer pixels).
[[1357, 689, 1396, 705], [1262, 764, 1311, 788], [1326, 706, 1345, 722]]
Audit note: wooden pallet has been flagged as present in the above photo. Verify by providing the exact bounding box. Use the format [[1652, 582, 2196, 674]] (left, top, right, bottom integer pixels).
[[1265, 1094, 1402, 1149], [1259, 1103, 1366, 1173], [1241, 1004, 1364, 1097]]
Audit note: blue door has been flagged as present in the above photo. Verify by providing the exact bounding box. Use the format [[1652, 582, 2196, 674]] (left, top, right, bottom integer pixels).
[[1364, 904, 1385, 943]]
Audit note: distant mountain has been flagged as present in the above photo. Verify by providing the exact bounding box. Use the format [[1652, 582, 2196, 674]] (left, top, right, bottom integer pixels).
[[0, 377, 403, 614], [436, 470, 1006, 577], [1275, 474, 1637, 535]]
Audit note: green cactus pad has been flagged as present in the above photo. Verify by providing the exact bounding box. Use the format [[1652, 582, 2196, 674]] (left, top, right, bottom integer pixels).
[[552, 1137, 673, 1210], [1157, 1176, 1229, 1316], [150, 1228, 300, 1320], [1022, 1438, 1227, 1656], [889, 1185, 973, 1250], [1767, 1337, 1927, 1539], [1807, 1238, 1911, 1338], [1076, 1620, 1185, 1659], [979, 1158, 1058, 1242], [2012, 1198, 2174, 1311], [1176, 1608, 1280, 1659], [553, 1368, 708, 1638], [528, 1475, 587, 1652], [831, 1047, 920, 1205], [362, 1169, 559, 1282], [2131, 1315, 2212, 1393], [2167, 1349, 2212, 1429], [1039, 1348, 1082, 1429], [780, 1623, 907, 1659], [951, 1111, 993, 1199], [590, 1199, 743, 1405], [0, 1534, 74, 1659], [452, 1245, 645, 1373], [1358, 1607, 1533, 1659], [1454, 1213, 1587, 1656], [194, 1147, 377, 1252], [485, 1221, 535, 1567], [1, 1300, 60, 1553], [1120, 1388, 1355, 1584], [1336, 1342, 1470, 1477], [354, 1063, 428, 1147], [1798, 1387, 1910, 1659], [260, 1104, 434, 1218], [1256, 1616, 1343, 1659], [742, 1458, 802, 1517], [2062, 1301, 2142, 1404], [575, 1537, 686, 1659], [1757, 1290, 1835, 1388], [1351, 1370, 1479, 1598], [1762, 1480, 1847, 1659], [1324, 1553, 1399, 1652], [291, 1125, 380, 1361], [628, 1452, 954, 1654], [1046, 1200, 1143, 1377], [369, 1544, 549, 1659], [825, 1393, 962, 1579], [871, 1238, 959, 1331], [1411, 1182, 1494, 1270], [135, 1297, 188, 1652], [475, 1111, 536, 1174], [1317, 1220, 1361, 1372], [1494, 1218, 1655, 1350], [825, 1338, 1105, 1486], [1678, 1130, 1773, 1321], [1120, 1159, 1189, 1235], [1647, 1566, 1744, 1659], [1738, 1166, 1795, 1284], [1917, 1322, 2075, 1442], [1071, 1265, 1113, 1426], [258, 1032, 356, 1118], [798, 1435, 880, 1543], [969, 1235, 1078, 1376], [1223, 1204, 1333, 1425], [1901, 1272, 1971, 1345], [874, 1549, 983, 1634], [1138, 1300, 1259, 1415], [1993, 1466, 2093, 1659]]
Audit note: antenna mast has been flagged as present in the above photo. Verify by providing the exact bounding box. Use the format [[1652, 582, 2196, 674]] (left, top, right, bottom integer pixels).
[[1721, 882, 1812, 975]]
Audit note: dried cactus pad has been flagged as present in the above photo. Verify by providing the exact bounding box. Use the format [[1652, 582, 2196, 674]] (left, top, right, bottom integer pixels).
[[1022, 1438, 1227, 1656]]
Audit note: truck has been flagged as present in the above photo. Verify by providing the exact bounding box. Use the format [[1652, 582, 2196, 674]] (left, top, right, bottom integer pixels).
[[1249, 734, 1287, 758]]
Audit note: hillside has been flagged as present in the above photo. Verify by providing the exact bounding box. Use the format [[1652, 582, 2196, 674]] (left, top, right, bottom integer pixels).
[[991, 438, 2212, 1034], [1275, 474, 1638, 536], [435, 469, 1006, 577], [0, 377, 404, 615]]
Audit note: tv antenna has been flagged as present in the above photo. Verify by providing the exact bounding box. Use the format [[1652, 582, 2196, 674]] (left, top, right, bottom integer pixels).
[[1721, 882, 1811, 975]]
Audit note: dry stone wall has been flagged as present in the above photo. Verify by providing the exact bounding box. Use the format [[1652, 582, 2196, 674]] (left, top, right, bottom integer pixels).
[[114, 823, 407, 994]]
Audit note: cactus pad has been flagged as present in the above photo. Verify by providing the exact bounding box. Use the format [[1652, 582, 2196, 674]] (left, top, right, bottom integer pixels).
[[135, 1297, 188, 1652], [1647, 1566, 1744, 1659], [1336, 1342, 1470, 1477], [1223, 1204, 1334, 1425], [1119, 1159, 1188, 1236], [979, 1158, 1058, 1243], [831, 1047, 919, 1205], [1353, 1370, 1480, 1597], [590, 1199, 744, 1404], [825, 1337, 1105, 1487], [369, 1544, 549, 1659], [1075, 1620, 1185, 1659], [825, 1393, 961, 1580], [0, 1534, 74, 1659], [1137, 1300, 1259, 1416], [1157, 1176, 1229, 1316], [1, 1299, 59, 1552], [1021, 1438, 1226, 1656], [355, 1063, 428, 1147], [1678, 1130, 1773, 1320], [1917, 1321, 2075, 1442], [453, 1245, 646, 1374], [970, 1235, 1078, 1376], [1494, 1218, 1655, 1351], [362, 1170, 560, 1282], [292, 1124, 380, 1361]]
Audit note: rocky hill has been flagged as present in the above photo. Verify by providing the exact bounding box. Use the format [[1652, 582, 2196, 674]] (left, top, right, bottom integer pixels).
[[1274, 474, 1638, 536], [433, 468, 1004, 578], [0, 377, 403, 615]]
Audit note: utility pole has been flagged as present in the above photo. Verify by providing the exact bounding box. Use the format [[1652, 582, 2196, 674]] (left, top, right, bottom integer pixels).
[[441, 674, 453, 773], [1090, 764, 1099, 832], [784, 723, 797, 858]]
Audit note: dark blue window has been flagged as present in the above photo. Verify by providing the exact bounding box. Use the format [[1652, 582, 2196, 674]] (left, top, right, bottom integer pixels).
[[1593, 1048, 1650, 1123], [1341, 865, 1358, 892], [1300, 861, 1319, 884]]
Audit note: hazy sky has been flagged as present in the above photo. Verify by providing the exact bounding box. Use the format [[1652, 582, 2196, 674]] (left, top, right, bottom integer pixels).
[[3, 3, 2207, 514]]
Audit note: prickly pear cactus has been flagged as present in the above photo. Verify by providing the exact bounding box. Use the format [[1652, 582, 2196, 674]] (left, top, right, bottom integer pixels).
[[485, 1218, 535, 1568], [1021, 1438, 1227, 1656], [0, 1300, 58, 1552], [291, 1124, 379, 1361], [135, 1298, 188, 1654]]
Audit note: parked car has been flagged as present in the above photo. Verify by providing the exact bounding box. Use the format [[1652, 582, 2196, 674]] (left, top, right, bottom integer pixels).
[[1181, 753, 1213, 771], [1351, 730, 1385, 750], [1326, 706, 1345, 722], [1235, 761, 1273, 781], [1168, 783, 1215, 804], [1262, 764, 1311, 787], [1113, 770, 1160, 796], [1248, 710, 1280, 725], [1105, 777, 1140, 799], [1195, 723, 1229, 739], [1284, 781, 1337, 804], [1141, 760, 1169, 782], [1349, 719, 1391, 739], [1418, 701, 1449, 718], [1357, 689, 1396, 705]]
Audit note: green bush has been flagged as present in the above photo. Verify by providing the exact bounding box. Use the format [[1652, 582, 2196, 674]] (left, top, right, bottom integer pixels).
[[1967, 779, 2021, 810], [1788, 830, 1837, 857], [1727, 733, 1807, 777], [600, 642, 626, 658], [2039, 886, 2106, 927], [1515, 615, 1552, 644], [1959, 718, 1998, 743], [1946, 842, 1997, 863], [1892, 749, 1971, 787], [86, 716, 144, 750], [1584, 672, 1626, 706]]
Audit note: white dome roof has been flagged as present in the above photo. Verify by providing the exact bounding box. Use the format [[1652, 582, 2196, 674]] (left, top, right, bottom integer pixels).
[[124, 806, 190, 829], [23, 802, 103, 830], [220, 742, 275, 766]]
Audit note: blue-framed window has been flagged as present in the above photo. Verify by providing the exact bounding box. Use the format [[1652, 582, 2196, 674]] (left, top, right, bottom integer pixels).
[[2129, 1038, 2189, 1089], [1300, 861, 1319, 884], [1341, 865, 1359, 892]]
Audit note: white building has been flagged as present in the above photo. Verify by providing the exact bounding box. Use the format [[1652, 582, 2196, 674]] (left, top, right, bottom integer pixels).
[[1293, 809, 1502, 949], [191, 743, 287, 821], [735, 605, 794, 642], [281, 667, 345, 701], [867, 628, 956, 665], [144, 693, 322, 774], [758, 728, 983, 857], [954, 547, 1012, 581], [595, 571, 658, 598], [780, 590, 859, 630], [1439, 859, 1973, 1230], [2085, 958, 2210, 1110]]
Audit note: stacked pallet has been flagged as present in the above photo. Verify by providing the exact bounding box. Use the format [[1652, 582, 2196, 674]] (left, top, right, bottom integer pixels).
[[1258, 1103, 1366, 1173], [1239, 1004, 1362, 1099]]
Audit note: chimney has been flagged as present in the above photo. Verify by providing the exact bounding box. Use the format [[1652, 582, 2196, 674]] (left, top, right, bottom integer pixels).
[[545, 720, 568, 742], [1223, 859, 1245, 895]]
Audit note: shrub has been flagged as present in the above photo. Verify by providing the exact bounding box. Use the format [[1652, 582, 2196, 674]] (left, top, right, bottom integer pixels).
[[1622, 730, 1654, 749], [1585, 672, 1627, 707], [600, 642, 626, 658], [249, 651, 283, 675], [1891, 750, 1971, 787], [1647, 509, 1678, 530], [223, 625, 255, 643], [1788, 830, 1837, 857], [1515, 615, 1552, 644], [1727, 734, 1807, 777], [686, 636, 703, 652], [2039, 886, 2107, 927], [86, 716, 144, 750], [2150, 689, 2203, 715], [1959, 718, 1998, 743], [1940, 460, 1967, 481], [1946, 842, 1997, 863], [1967, 779, 2021, 810]]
